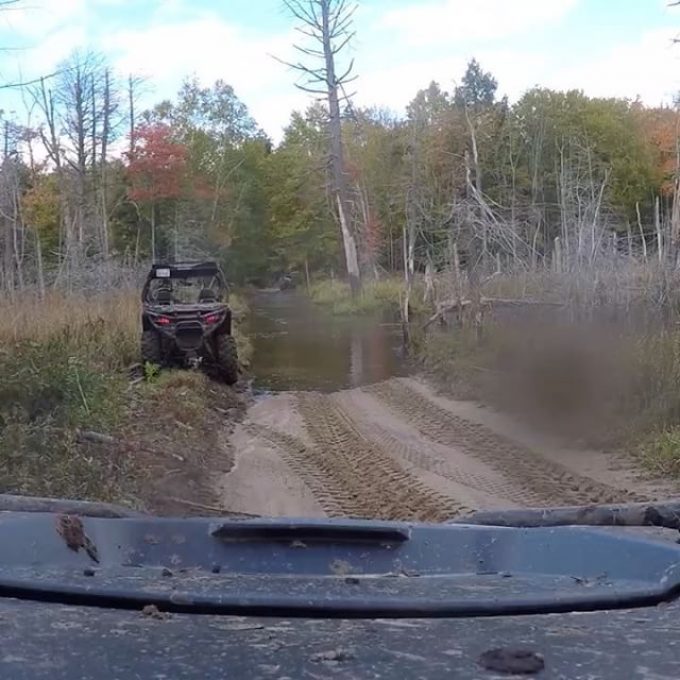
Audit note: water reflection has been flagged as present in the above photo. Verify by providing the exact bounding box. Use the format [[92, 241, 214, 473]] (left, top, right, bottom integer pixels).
[[246, 290, 407, 392]]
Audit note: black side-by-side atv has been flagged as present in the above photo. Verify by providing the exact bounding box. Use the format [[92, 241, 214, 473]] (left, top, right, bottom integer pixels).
[[140, 261, 239, 384]]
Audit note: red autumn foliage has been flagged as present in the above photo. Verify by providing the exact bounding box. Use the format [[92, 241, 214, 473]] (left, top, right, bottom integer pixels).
[[190, 174, 220, 202], [126, 124, 188, 203], [636, 106, 680, 195]]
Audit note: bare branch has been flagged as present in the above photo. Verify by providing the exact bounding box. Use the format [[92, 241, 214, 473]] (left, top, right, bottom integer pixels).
[[295, 25, 323, 40], [296, 63, 328, 80], [283, 0, 322, 29], [330, 12, 356, 39], [309, 0, 322, 28], [331, 31, 356, 56], [336, 58, 356, 84], [329, 0, 357, 36], [337, 86, 357, 102], [294, 83, 329, 95], [293, 44, 325, 58], [0, 69, 61, 90], [272, 53, 328, 87]]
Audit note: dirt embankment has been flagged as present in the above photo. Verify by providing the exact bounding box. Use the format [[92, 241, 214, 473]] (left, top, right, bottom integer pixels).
[[219, 377, 675, 521], [103, 371, 248, 516]]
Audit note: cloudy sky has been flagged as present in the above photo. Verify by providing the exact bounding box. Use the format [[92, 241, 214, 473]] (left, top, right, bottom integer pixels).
[[0, 0, 678, 140]]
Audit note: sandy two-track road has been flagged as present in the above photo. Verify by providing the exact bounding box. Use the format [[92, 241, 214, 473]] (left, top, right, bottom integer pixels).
[[218, 377, 670, 521]]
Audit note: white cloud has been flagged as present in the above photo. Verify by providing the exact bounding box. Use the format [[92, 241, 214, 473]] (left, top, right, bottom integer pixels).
[[379, 0, 580, 47], [0, 0, 677, 143], [355, 46, 556, 119], [103, 16, 308, 139], [357, 55, 465, 112], [551, 28, 680, 105], [352, 27, 680, 130], [1, 0, 113, 80], [19, 26, 89, 76], [3, 0, 86, 39]]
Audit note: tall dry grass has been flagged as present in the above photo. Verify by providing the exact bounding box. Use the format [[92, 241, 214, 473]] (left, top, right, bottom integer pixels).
[[0, 292, 140, 502], [0, 292, 139, 370]]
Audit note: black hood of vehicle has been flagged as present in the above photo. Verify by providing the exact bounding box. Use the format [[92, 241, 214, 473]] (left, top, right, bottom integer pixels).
[[0, 513, 679, 618]]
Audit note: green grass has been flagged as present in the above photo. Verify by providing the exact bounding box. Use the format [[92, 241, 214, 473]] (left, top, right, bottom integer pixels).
[[133, 369, 212, 429], [309, 277, 426, 317], [638, 429, 680, 478], [622, 331, 680, 477], [0, 290, 251, 503], [0, 300, 136, 500]]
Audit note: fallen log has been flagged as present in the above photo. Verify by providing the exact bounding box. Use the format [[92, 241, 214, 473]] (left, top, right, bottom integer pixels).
[[0, 493, 143, 518], [455, 499, 680, 532], [77, 430, 118, 446], [76, 430, 184, 462]]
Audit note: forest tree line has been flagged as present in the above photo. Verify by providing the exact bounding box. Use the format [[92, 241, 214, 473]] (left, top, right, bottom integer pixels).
[[0, 48, 679, 292]]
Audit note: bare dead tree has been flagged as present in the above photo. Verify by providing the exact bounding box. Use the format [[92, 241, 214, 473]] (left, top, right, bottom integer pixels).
[[59, 52, 99, 248], [29, 76, 69, 283], [281, 0, 362, 295], [99, 68, 111, 257], [0, 120, 26, 294], [555, 139, 612, 273], [30, 51, 121, 276], [94, 66, 123, 260], [127, 74, 146, 159]]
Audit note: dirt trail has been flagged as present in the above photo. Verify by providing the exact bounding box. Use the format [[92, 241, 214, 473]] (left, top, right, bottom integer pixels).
[[219, 377, 669, 521]]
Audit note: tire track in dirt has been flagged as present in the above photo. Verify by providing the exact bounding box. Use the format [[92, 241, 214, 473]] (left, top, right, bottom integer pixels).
[[351, 418, 546, 507], [243, 424, 347, 518], [288, 393, 467, 522], [365, 380, 644, 507]]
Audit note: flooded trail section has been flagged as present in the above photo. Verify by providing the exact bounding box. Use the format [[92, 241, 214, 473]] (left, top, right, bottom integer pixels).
[[219, 292, 667, 521]]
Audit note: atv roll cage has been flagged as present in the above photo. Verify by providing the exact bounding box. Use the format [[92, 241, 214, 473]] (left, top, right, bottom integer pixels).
[[142, 261, 228, 305]]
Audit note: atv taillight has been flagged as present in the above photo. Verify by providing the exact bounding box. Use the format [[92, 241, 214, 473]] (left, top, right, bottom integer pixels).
[[155, 315, 172, 326], [204, 313, 220, 325]]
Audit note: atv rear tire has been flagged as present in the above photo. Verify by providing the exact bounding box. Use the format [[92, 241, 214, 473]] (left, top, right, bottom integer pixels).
[[141, 330, 163, 365], [216, 334, 239, 385]]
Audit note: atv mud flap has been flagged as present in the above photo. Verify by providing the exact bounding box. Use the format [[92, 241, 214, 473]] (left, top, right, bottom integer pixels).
[[174, 322, 205, 367], [175, 322, 204, 352]]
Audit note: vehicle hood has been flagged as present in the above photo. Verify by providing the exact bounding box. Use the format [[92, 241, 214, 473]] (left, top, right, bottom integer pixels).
[[1, 513, 679, 618]]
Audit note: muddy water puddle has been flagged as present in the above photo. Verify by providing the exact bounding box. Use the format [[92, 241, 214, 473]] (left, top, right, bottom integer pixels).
[[245, 290, 408, 392]]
